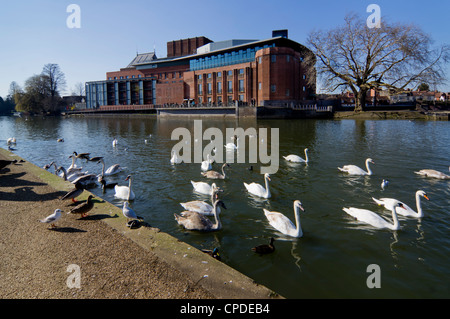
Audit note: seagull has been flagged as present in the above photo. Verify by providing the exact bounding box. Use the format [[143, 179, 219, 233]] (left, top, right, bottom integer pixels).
[[39, 209, 62, 228], [122, 202, 144, 224]]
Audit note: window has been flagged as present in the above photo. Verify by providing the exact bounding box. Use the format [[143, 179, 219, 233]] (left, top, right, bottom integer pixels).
[[239, 95, 244, 101], [198, 74, 202, 80], [227, 70, 233, 77], [218, 96, 222, 103], [198, 84, 203, 95], [217, 82, 222, 94], [227, 96, 233, 104], [286, 89, 290, 97], [258, 82, 262, 90], [239, 80, 244, 92], [271, 85, 276, 92], [239, 68, 244, 75], [217, 71, 222, 78], [303, 86, 306, 92], [207, 83, 212, 95], [271, 55, 276, 63], [287, 55, 290, 62], [303, 75, 306, 80], [207, 73, 212, 79], [227, 81, 233, 93], [258, 57, 262, 64]]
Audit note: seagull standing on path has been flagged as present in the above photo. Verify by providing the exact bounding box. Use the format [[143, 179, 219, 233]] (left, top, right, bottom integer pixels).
[[39, 209, 62, 228]]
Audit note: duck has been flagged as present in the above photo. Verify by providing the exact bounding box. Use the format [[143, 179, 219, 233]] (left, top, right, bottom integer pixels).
[[201, 163, 230, 179], [200, 154, 213, 172], [57, 138, 64, 142], [372, 190, 430, 218], [174, 199, 226, 232], [191, 181, 217, 195], [39, 209, 62, 228], [264, 200, 304, 237], [73, 151, 91, 162], [244, 173, 271, 198], [338, 158, 374, 176], [114, 175, 135, 200], [67, 195, 95, 218], [170, 150, 182, 164], [283, 148, 309, 163], [60, 182, 84, 203], [201, 247, 222, 261], [6, 137, 16, 145], [180, 185, 222, 216], [252, 237, 275, 254]]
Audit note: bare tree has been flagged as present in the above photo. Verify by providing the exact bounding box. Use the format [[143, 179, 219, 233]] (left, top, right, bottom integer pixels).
[[42, 63, 66, 98], [304, 13, 450, 111], [71, 82, 85, 96]]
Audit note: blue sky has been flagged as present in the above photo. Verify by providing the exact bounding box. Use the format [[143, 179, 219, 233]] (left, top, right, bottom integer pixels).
[[1, 0, 449, 98]]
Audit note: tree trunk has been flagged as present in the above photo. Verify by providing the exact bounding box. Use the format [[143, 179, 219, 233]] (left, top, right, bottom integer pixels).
[[354, 90, 367, 112]]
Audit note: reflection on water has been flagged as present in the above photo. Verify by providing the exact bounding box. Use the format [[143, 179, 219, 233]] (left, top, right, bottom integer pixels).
[[1, 115, 449, 298]]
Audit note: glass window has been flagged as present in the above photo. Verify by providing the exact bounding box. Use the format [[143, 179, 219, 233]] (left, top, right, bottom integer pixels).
[[287, 55, 290, 62], [198, 84, 202, 94], [239, 95, 244, 101], [239, 69, 244, 75], [271, 85, 276, 92], [217, 82, 222, 94], [207, 83, 212, 94], [286, 89, 290, 96], [198, 74, 202, 80], [227, 81, 233, 93], [258, 82, 262, 90], [217, 71, 222, 78], [239, 80, 244, 92], [228, 70, 233, 77], [271, 55, 276, 63]]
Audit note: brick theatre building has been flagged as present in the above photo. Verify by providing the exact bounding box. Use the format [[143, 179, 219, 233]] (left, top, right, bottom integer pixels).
[[85, 30, 316, 109]]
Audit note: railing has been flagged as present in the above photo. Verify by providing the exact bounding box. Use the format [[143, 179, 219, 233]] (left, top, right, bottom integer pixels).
[[290, 104, 333, 112]]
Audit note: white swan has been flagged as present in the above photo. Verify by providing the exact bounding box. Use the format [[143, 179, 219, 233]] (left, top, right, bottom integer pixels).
[[343, 201, 406, 230], [98, 158, 122, 176], [264, 200, 305, 238], [112, 138, 118, 147], [180, 185, 221, 216], [191, 181, 217, 195], [114, 175, 135, 200], [174, 200, 226, 231], [67, 155, 83, 174], [414, 167, 450, 180], [283, 148, 309, 163], [338, 158, 374, 176], [57, 166, 93, 184], [201, 154, 213, 172], [244, 173, 271, 198], [225, 137, 239, 150], [170, 150, 182, 164], [372, 190, 429, 218]]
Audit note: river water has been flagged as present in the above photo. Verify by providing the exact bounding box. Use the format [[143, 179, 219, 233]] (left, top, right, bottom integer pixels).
[[1, 115, 449, 298]]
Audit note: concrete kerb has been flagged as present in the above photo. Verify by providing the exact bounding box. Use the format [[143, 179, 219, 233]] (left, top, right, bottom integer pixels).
[[1, 148, 282, 299]]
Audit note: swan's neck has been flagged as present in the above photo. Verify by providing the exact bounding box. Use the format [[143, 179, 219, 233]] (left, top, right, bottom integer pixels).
[[304, 149, 309, 163], [100, 159, 105, 176], [70, 156, 76, 169], [127, 177, 132, 200], [415, 193, 424, 217], [264, 176, 271, 197], [293, 204, 303, 237], [365, 160, 373, 175], [390, 207, 400, 230], [221, 165, 226, 178], [59, 167, 67, 181], [212, 204, 222, 230]]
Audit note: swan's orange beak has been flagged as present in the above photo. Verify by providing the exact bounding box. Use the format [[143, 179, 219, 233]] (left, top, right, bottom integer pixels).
[[398, 203, 406, 210], [424, 195, 430, 200]]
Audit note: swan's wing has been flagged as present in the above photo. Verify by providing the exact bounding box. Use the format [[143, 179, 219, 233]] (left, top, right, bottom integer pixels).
[[175, 212, 212, 230], [284, 155, 304, 162], [180, 201, 213, 214], [343, 207, 390, 228], [245, 182, 265, 194], [264, 209, 296, 234]]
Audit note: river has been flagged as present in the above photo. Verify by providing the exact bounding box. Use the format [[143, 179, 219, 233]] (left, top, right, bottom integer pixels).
[[1, 115, 449, 298]]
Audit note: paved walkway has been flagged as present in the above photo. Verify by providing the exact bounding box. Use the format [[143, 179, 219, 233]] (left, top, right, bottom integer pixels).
[[0, 149, 278, 299]]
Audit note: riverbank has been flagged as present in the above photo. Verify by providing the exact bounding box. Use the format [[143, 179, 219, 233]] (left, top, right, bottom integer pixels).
[[333, 110, 450, 120], [0, 148, 280, 299]]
